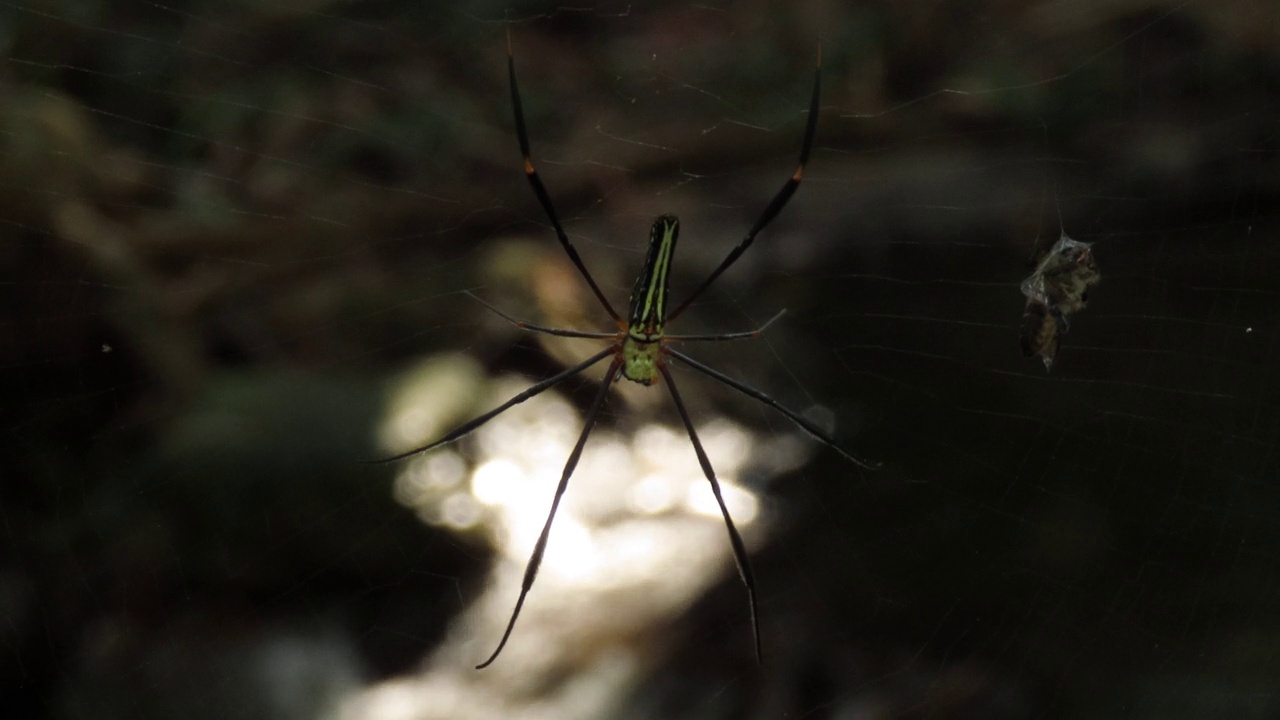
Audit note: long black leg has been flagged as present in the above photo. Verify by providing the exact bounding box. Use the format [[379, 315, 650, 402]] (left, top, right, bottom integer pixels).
[[368, 346, 614, 464], [659, 364, 762, 664], [476, 358, 624, 669], [665, 309, 787, 342], [667, 348, 879, 470], [466, 291, 618, 339], [508, 33, 621, 322], [666, 45, 822, 323]]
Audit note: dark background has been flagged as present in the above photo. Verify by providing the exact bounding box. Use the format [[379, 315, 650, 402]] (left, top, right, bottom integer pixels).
[[3, 1, 1278, 718]]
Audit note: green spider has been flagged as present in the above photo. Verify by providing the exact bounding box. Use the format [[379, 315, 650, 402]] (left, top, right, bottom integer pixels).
[[379, 38, 875, 669]]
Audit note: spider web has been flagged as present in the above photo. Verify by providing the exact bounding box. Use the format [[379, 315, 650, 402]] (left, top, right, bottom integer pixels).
[[3, 1, 1278, 719]]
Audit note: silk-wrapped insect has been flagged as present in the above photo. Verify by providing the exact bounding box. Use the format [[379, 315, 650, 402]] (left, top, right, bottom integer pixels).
[[1019, 233, 1100, 371]]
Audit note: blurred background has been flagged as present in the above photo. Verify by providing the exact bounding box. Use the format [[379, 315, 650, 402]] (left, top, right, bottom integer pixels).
[[3, 1, 1278, 718]]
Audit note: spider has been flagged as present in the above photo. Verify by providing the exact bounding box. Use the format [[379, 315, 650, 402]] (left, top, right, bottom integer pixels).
[[378, 36, 876, 669]]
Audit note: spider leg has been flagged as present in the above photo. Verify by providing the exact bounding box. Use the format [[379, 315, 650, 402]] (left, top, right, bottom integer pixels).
[[666, 45, 821, 323], [665, 309, 787, 342], [367, 346, 614, 464], [666, 348, 879, 470], [466, 291, 617, 339], [659, 364, 761, 664], [477, 358, 623, 669], [507, 33, 621, 322]]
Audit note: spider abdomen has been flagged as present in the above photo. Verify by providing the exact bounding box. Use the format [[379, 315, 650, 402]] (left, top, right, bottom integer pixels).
[[627, 215, 679, 333], [620, 214, 680, 385]]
